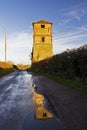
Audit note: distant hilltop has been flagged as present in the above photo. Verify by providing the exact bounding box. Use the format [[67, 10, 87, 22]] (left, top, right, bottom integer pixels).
[[17, 64, 31, 70], [0, 61, 13, 69], [0, 61, 31, 70]]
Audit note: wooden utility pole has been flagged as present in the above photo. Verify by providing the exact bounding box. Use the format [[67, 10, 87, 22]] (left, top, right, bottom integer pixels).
[[5, 28, 7, 63]]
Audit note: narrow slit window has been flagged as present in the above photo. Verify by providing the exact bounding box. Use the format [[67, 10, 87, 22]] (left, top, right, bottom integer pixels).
[[42, 37, 45, 42]]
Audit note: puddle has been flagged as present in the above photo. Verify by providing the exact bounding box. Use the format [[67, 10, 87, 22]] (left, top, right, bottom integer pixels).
[[33, 92, 53, 120], [23, 85, 63, 130], [23, 112, 62, 130]]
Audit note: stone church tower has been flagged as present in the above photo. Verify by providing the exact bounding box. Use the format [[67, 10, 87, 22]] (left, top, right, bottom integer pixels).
[[31, 20, 53, 64]]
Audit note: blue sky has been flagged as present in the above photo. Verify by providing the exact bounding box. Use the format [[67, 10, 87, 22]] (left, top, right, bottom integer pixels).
[[0, 0, 87, 64]]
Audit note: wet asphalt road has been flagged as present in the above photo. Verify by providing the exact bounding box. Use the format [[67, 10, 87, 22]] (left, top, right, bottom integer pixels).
[[0, 71, 62, 130], [0, 71, 34, 130]]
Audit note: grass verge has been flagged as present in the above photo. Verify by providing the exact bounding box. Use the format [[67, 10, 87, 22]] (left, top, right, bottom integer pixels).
[[0, 68, 15, 77], [28, 68, 87, 92]]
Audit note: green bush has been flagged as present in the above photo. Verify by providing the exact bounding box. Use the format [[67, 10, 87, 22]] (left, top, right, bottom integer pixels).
[[31, 45, 87, 85]]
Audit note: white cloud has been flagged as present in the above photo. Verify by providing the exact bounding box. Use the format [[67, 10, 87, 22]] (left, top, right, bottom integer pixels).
[[68, 10, 80, 21], [53, 26, 87, 54], [66, 8, 86, 21], [0, 25, 87, 65], [58, 2, 87, 25], [0, 31, 33, 64]]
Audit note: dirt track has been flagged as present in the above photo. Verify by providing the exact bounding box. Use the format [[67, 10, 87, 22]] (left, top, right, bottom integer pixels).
[[33, 74, 87, 130]]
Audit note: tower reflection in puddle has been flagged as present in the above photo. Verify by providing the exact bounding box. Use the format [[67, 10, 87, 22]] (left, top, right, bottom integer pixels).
[[23, 86, 63, 130], [34, 92, 53, 120]]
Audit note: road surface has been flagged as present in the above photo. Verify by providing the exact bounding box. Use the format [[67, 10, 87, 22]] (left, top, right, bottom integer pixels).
[[34, 74, 87, 130], [0, 70, 62, 130]]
